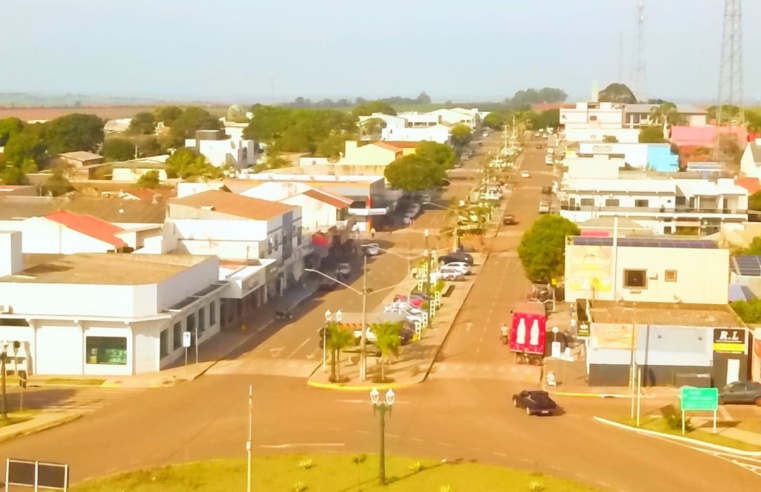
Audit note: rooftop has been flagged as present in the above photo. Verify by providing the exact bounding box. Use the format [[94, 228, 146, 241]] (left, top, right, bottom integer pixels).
[[170, 190, 295, 221], [569, 236, 718, 249], [2, 254, 212, 285], [0, 196, 166, 223], [296, 188, 353, 208], [59, 151, 103, 162], [45, 211, 126, 248], [589, 301, 744, 328]]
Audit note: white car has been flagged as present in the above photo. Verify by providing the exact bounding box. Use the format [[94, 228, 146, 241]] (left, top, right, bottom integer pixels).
[[547, 148, 555, 155], [520, 170, 530, 178], [539, 201, 551, 214], [385, 302, 411, 313], [444, 261, 471, 274], [439, 270, 464, 281], [441, 266, 469, 278], [421, 193, 432, 204], [545, 156, 553, 165], [362, 243, 381, 256]]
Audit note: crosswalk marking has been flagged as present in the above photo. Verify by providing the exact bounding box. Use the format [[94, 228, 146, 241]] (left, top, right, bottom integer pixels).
[[207, 358, 319, 378]]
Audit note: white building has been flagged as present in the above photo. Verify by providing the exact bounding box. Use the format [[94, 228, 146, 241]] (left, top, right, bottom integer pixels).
[[0, 231, 225, 376], [381, 124, 450, 144], [16, 211, 129, 254], [394, 112, 441, 127], [559, 173, 749, 235], [427, 108, 482, 128], [185, 130, 256, 168], [560, 102, 640, 143], [740, 138, 761, 179]]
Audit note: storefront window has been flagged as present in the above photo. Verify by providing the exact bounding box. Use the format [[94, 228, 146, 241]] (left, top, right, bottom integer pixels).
[[173, 321, 182, 350], [86, 336, 127, 365]]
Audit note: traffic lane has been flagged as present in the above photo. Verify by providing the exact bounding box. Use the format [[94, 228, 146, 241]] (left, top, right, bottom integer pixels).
[[247, 250, 414, 360]]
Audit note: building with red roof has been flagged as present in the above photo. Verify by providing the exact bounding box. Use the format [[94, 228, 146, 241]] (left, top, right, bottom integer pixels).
[[18, 211, 129, 254]]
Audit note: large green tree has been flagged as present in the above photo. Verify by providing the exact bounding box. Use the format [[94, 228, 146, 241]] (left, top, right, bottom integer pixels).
[[0, 117, 24, 146], [3, 132, 47, 167], [164, 107, 222, 149], [101, 138, 137, 162], [415, 141, 457, 169], [351, 100, 397, 118], [326, 322, 355, 383], [449, 123, 472, 148], [128, 111, 157, 135], [43, 113, 105, 153], [639, 125, 666, 143], [165, 147, 224, 180], [748, 190, 761, 212], [384, 154, 446, 192], [482, 112, 506, 130], [598, 83, 638, 104], [153, 105, 183, 126], [517, 215, 580, 282], [505, 87, 568, 108]]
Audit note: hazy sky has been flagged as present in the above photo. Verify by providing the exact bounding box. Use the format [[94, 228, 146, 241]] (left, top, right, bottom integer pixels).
[[1, 0, 758, 104]]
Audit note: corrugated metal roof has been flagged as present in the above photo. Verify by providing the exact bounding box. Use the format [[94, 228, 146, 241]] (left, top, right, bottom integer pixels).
[[589, 301, 744, 328]]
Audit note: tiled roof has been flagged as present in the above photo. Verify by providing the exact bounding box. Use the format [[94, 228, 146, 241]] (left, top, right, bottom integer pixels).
[[670, 125, 748, 148], [45, 210, 127, 248], [589, 301, 744, 328], [735, 177, 761, 195], [381, 141, 420, 149], [300, 188, 353, 209], [0, 196, 166, 223], [170, 190, 295, 221], [372, 141, 404, 153]]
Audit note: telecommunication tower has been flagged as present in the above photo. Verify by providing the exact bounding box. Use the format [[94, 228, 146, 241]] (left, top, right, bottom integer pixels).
[[716, 0, 744, 127], [631, 0, 647, 103]]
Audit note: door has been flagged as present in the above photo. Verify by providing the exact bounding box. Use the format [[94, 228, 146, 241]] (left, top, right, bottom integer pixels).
[[726, 359, 740, 386]]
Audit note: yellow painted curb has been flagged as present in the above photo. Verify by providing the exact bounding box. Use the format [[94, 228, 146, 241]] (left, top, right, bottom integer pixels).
[[551, 391, 631, 398], [307, 379, 421, 392], [100, 382, 120, 388]]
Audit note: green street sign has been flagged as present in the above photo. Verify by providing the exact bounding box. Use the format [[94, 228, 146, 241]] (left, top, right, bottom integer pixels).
[[680, 387, 719, 411]]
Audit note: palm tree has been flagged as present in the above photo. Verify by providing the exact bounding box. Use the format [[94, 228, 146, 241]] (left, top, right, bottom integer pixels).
[[372, 322, 402, 382], [326, 323, 355, 382]]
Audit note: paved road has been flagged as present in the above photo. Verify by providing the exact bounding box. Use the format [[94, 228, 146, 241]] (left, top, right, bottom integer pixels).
[[1, 139, 760, 491]]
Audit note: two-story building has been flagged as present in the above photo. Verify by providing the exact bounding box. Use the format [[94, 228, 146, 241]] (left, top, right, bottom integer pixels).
[[560, 101, 640, 143], [0, 231, 225, 376], [623, 104, 708, 128], [185, 130, 256, 168], [576, 142, 679, 172], [381, 124, 450, 144], [167, 190, 304, 302], [565, 235, 750, 387]]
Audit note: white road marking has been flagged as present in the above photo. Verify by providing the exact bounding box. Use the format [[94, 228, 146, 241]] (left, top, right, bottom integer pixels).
[[597, 481, 611, 487], [718, 405, 732, 420], [518, 457, 533, 464], [386, 434, 400, 439], [355, 430, 371, 435], [260, 443, 345, 449], [476, 348, 481, 354], [492, 451, 508, 458], [338, 399, 409, 404], [287, 338, 311, 359], [576, 473, 588, 479], [466, 322, 472, 332], [411, 437, 423, 442], [269, 347, 284, 358], [549, 465, 562, 471]]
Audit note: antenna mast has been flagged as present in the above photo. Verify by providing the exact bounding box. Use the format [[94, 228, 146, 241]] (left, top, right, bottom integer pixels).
[[632, 0, 647, 103], [716, 0, 744, 128]]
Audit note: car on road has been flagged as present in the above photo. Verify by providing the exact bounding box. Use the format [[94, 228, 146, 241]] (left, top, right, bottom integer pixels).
[[547, 147, 554, 155], [502, 214, 518, 225], [440, 252, 474, 265], [719, 381, 761, 405], [442, 262, 471, 275], [318, 278, 338, 291], [335, 263, 352, 279], [541, 186, 553, 195], [538, 201, 550, 214], [439, 269, 465, 281], [520, 170, 530, 178], [362, 243, 381, 256], [512, 390, 557, 416], [421, 193, 432, 204]]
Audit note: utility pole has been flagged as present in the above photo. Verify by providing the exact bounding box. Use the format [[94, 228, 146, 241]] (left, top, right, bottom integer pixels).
[[715, 0, 744, 161], [632, 0, 647, 103], [246, 385, 253, 492], [359, 255, 368, 381]]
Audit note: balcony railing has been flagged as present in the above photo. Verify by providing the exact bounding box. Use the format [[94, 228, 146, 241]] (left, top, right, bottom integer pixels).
[[559, 204, 747, 216]]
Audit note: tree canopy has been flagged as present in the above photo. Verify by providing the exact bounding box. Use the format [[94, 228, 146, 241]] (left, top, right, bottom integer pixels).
[[415, 141, 457, 169], [505, 87, 568, 108], [598, 83, 637, 104], [730, 299, 761, 323], [101, 138, 136, 162], [42, 113, 105, 153], [164, 107, 222, 149], [748, 191, 761, 212], [449, 124, 472, 148], [384, 154, 446, 192], [42, 169, 73, 197], [153, 106, 183, 126], [136, 170, 161, 189], [242, 105, 356, 155], [127, 112, 157, 135], [638, 125, 666, 144], [2, 132, 47, 167], [517, 215, 580, 282], [165, 147, 224, 181], [0, 117, 23, 146], [351, 100, 397, 118]]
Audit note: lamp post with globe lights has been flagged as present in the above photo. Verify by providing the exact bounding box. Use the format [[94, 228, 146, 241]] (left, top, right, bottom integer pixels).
[[370, 387, 396, 485]]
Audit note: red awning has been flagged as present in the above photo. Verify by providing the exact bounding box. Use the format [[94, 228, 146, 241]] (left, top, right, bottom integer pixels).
[[312, 233, 330, 247]]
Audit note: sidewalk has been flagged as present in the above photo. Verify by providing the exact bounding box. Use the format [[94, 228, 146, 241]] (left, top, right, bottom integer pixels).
[[101, 278, 321, 389], [0, 412, 81, 443], [308, 254, 482, 391]]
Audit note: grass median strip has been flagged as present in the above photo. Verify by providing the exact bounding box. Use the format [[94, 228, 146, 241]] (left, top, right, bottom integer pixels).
[[43, 378, 106, 386], [0, 410, 40, 429], [613, 416, 761, 452], [71, 454, 600, 492]]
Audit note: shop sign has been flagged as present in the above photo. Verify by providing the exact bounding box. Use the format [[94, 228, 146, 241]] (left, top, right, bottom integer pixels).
[[243, 275, 262, 295], [712, 328, 746, 354], [577, 323, 590, 338]]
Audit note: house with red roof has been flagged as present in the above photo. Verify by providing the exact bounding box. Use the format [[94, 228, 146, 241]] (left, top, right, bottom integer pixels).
[[20, 211, 129, 254], [670, 125, 748, 149], [740, 137, 761, 179]]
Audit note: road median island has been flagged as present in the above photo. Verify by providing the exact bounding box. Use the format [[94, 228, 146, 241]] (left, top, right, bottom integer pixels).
[[0, 411, 81, 444], [69, 454, 600, 492], [595, 416, 761, 455]]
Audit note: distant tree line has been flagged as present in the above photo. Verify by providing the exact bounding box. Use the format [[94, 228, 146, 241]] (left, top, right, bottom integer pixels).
[[283, 92, 433, 109]]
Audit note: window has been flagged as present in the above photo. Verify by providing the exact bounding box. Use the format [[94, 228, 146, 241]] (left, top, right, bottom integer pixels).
[[296, 227, 302, 246], [634, 199, 649, 208], [198, 307, 206, 335], [605, 198, 620, 207], [675, 196, 686, 206], [86, 336, 127, 365], [209, 301, 217, 326], [160, 329, 169, 358], [624, 269, 647, 288], [173, 321, 182, 350], [580, 198, 594, 206], [665, 270, 677, 282], [590, 115, 598, 121]]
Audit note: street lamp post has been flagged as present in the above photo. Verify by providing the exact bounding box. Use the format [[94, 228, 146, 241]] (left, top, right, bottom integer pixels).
[[370, 387, 395, 485], [0, 341, 7, 420], [323, 309, 343, 374], [246, 385, 252, 492]]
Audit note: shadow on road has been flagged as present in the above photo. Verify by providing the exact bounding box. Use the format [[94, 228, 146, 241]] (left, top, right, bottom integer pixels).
[[3, 387, 78, 412]]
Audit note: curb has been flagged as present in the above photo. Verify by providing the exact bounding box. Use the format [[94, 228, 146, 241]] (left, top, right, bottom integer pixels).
[[306, 378, 422, 392], [593, 416, 761, 457], [550, 391, 636, 399], [0, 413, 82, 444], [423, 262, 481, 382]]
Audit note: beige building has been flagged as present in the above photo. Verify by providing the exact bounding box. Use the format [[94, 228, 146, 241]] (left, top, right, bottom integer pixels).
[[565, 236, 729, 304], [111, 156, 170, 183]]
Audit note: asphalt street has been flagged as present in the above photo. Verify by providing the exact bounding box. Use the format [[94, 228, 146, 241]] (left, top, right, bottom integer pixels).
[[1, 137, 760, 491]]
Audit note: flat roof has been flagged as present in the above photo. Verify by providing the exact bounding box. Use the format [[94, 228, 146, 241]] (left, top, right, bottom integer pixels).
[[569, 236, 718, 249], [589, 301, 744, 328], [1, 254, 213, 285]]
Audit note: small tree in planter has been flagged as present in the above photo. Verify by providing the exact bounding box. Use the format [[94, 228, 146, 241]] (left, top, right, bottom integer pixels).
[[373, 321, 402, 382], [327, 324, 355, 382]]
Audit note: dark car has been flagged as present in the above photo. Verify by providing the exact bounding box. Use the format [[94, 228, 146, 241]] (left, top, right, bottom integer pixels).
[[318, 278, 338, 291], [719, 381, 761, 405], [541, 186, 553, 195], [502, 214, 518, 225], [440, 252, 474, 266], [512, 390, 557, 416]]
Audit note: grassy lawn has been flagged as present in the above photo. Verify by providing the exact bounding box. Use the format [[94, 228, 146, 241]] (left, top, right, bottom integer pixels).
[[71, 454, 599, 492], [0, 410, 39, 429], [614, 416, 761, 452], [44, 378, 106, 386]]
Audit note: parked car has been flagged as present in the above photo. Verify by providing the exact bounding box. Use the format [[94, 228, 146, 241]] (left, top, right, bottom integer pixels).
[[512, 390, 557, 416], [538, 201, 550, 214], [362, 243, 381, 256], [335, 263, 352, 279], [439, 270, 464, 281], [442, 262, 471, 275], [318, 278, 338, 291], [719, 381, 761, 405], [520, 170, 530, 178], [421, 193, 432, 204], [502, 214, 518, 225], [541, 186, 553, 195], [440, 252, 474, 266]]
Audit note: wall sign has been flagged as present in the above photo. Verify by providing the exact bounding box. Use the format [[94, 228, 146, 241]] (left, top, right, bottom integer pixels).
[[712, 328, 746, 354]]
